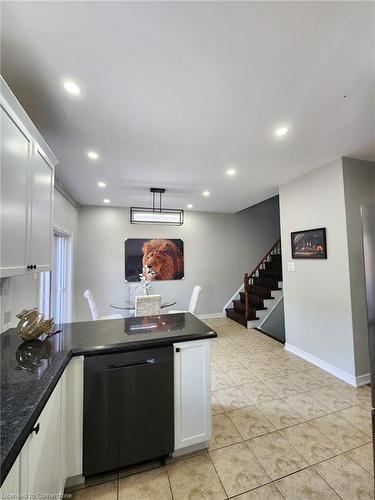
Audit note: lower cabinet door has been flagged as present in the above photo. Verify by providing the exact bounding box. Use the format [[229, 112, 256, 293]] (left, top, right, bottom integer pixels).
[[27, 379, 62, 496], [174, 340, 211, 450], [0, 455, 20, 497]]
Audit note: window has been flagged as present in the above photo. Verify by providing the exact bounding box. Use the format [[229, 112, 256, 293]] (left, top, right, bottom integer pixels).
[[39, 228, 72, 323], [39, 271, 51, 317], [52, 231, 68, 324]]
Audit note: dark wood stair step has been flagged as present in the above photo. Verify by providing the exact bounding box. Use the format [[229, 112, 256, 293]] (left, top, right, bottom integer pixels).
[[238, 292, 268, 309], [249, 284, 274, 298], [259, 269, 282, 280], [252, 276, 280, 289], [225, 308, 258, 327], [233, 300, 264, 315]]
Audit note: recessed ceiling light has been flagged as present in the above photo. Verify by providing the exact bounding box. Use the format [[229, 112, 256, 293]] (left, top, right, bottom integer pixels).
[[202, 191, 210, 197], [275, 126, 288, 137], [97, 181, 106, 188], [87, 151, 99, 160], [226, 168, 236, 176], [103, 199, 111, 204], [187, 204, 193, 209], [63, 81, 80, 95]]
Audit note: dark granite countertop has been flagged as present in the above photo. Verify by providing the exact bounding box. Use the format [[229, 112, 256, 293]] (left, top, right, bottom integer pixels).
[[1, 313, 216, 485]]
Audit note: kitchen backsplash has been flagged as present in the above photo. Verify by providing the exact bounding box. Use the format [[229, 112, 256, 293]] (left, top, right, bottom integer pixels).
[[0, 274, 39, 332]]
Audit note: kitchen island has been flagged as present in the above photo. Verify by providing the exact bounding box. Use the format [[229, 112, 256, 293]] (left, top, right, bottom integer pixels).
[[0, 312, 216, 494]]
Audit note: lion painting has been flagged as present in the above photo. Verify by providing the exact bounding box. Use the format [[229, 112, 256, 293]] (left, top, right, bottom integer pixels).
[[141, 239, 184, 281]]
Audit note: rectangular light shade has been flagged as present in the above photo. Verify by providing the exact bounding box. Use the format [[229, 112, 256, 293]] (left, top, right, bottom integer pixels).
[[130, 207, 184, 225]]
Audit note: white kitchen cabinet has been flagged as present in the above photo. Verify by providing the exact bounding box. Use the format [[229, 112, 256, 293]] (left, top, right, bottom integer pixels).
[[63, 356, 84, 482], [0, 77, 57, 278], [28, 147, 54, 271], [0, 106, 30, 276], [0, 455, 20, 498], [27, 379, 63, 497], [174, 339, 211, 452]]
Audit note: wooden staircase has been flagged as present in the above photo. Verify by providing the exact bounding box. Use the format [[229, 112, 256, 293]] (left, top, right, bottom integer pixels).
[[226, 239, 282, 328]]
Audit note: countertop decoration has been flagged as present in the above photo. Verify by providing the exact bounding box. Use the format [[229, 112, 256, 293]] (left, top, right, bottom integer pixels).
[[139, 274, 152, 295], [16, 308, 54, 340]]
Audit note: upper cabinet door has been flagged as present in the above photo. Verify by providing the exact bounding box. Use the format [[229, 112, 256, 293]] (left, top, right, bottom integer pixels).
[[0, 107, 30, 277], [29, 147, 54, 271]]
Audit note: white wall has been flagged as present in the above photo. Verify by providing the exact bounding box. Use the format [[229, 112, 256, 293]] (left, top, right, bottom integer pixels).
[[280, 159, 356, 380], [342, 158, 375, 377], [0, 189, 79, 331], [74, 197, 280, 321], [280, 158, 375, 385]]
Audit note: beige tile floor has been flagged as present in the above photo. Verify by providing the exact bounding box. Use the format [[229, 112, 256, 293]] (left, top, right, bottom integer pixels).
[[69, 318, 374, 499]]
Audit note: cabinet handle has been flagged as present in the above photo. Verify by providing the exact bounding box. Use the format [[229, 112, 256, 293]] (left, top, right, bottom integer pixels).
[[31, 423, 40, 435], [176, 348, 180, 353], [27, 265, 31, 270], [33, 265, 37, 269]]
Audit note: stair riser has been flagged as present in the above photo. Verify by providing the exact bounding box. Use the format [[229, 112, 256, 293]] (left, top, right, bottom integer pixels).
[[252, 277, 280, 289], [239, 292, 265, 309], [259, 270, 282, 280], [232, 300, 257, 316]]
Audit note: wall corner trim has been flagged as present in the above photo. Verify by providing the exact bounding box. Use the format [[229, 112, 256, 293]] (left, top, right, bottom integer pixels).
[[355, 373, 371, 387], [284, 343, 363, 387]]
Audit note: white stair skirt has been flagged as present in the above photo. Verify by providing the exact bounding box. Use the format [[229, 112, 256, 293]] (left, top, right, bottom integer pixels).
[[247, 282, 283, 329]]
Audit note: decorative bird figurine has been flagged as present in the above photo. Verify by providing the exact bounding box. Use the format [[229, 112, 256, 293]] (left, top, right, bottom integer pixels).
[[16, 308, 54, 340]]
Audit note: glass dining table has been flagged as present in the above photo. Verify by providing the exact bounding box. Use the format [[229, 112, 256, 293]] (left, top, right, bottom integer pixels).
[[110, 299, 177, 311]]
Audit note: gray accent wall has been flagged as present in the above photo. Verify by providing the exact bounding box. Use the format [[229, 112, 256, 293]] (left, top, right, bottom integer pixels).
[[74, 197, 280, 321]]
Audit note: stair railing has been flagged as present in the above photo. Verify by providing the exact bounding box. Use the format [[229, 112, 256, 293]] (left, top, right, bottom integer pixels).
[[243, 239, 281, 319]]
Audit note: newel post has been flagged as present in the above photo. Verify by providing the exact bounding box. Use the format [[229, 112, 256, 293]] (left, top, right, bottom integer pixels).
[[244, 273, 249, 319]]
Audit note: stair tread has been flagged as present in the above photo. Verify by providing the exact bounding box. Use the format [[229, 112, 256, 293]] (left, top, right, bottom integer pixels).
[[226, 308, 258, 325]]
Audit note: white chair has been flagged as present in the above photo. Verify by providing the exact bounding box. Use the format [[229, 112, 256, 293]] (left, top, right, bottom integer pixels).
[[135, 295, 161, 317], [84, 290, 122, 321], [168, 285, 202, 315]]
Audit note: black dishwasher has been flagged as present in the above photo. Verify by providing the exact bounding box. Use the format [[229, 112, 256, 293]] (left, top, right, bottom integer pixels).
[[83, 346, 174, 477]]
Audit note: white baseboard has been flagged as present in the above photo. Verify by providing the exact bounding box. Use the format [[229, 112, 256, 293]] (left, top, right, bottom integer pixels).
[[284, 343, 369, 388], [197, 312, 225, 319]]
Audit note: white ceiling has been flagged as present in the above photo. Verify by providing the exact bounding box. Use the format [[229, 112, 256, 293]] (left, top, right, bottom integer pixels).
[[1, 1, 374, 213]]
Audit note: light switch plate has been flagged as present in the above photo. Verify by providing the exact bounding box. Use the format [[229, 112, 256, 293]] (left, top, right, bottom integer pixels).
[[288, 262, 295, 272]]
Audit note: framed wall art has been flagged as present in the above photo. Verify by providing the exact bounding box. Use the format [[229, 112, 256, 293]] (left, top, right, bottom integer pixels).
[[291, 228, 327, 259], [125, 238, 184, 281]]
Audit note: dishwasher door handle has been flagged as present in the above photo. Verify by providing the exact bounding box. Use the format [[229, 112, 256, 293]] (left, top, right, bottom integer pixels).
[[107, 359, 156, 370]]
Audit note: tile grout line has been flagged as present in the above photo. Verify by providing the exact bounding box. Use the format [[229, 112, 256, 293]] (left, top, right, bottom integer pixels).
[[165, 463, 175, 500], [206, 448, 231, 498], [312, 464, 345, 500]]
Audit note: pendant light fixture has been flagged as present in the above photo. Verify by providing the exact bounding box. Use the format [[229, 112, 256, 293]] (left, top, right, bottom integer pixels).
[[130, 188, 184, 225]]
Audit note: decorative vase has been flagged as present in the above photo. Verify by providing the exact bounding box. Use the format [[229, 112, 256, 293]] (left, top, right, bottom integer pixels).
[[16, 308, 54, 340]]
